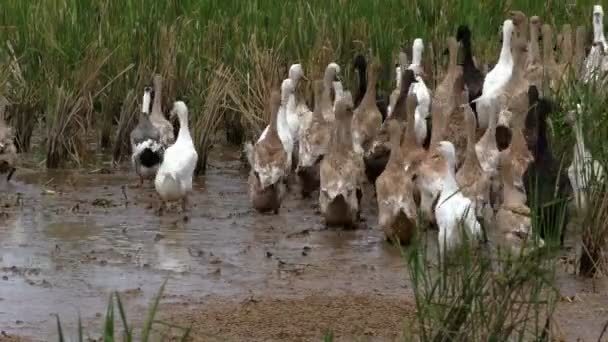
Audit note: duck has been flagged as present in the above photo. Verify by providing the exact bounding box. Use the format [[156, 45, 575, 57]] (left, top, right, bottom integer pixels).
[[408, 39, 432, 146], [297, 80, 331, 198], [149, 74, 175, 146], [278, 79, 297, 171], [130, 87, 164, 187], [387, 51, 408, 118], [319, 92, 365, 228], [582, 5, 608, 83], [0, 96, 17, 182], [322, 63, 341, 122], [417, 140, 482, 256], [352, 60, 383, 157], [287, 64, 311, 168], [354, 55, 389, 120], [248, 91, 288, 213], [363, 68, 418, 185], [155, 101, 198, 212], [456, 25, 484, 114], [456, 89, 491, 222], [573, 26, 588, 78], [501, 30, 531, 117], [476, 19, 515, 130], [375, 119, 418, 244], [526, 16, 544, 89], [429, 38, 466, 161], [495, 150, 544, 253], [566, 104, 605, 214], [523, 85, 571, 245]]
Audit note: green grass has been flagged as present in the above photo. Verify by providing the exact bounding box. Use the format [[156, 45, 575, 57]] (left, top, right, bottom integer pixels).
[[56, 280, 190, 341], [0, 0, 604, 169], [404, 235, 559, 341]]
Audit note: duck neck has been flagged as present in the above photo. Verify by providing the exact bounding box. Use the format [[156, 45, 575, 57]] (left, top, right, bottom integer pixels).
[[387, 126, 402, 166], [448, 46, 458, 72], [529, 26, 541, 63], [462, 38, 475, 66], [464, 109, 477, 160], [356, 64, 368, 103], [152, 77, 163, 116], [361, 67, 377, 105], [499, 28, 513, 65], [402, 107, 418, 148], [542, 30, 555, 66], [336, 117, 353, 153], [412, 46, 422, 66], [440, 169, 460, 199], [177, 114, 191, 142], [395, 67, 402, 89], [594, 16, 606, 44]]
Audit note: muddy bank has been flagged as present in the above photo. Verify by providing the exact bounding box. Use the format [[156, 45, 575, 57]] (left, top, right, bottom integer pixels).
[[0, 147, 606, 341]]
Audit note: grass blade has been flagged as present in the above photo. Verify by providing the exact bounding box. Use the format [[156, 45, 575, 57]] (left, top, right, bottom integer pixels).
[[55, 314, 65, 342], [141, 279, 168, 342], [115, 292, 132, 342], [104, 294, 115, 342]]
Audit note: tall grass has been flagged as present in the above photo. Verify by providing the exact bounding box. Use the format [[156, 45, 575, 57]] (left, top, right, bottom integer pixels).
[[0, 0, 602, 169], [405, 238, 559, 341]]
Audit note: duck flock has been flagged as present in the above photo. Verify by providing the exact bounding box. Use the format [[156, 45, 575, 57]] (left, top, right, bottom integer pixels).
[[1, 6, 607, 256]]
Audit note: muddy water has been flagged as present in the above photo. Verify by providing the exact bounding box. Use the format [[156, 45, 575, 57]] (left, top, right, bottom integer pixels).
[[0, 146, 606, 341], [0, 147, 409, 340]]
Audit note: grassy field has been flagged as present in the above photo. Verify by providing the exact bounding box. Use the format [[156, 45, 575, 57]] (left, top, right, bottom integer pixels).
[[0, 0, 603, 169], [2, 0, 608, 340]]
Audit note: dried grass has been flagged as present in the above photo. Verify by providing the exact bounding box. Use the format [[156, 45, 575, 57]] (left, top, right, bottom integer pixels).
[[580, 183, 608, 277]]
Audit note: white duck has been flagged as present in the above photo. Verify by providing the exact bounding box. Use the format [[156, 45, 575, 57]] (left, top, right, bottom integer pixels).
[[582, 5, 608, 83], [417, 141, 482, 256], [149, 75, 175, 146], [387, 51, 408, 118], [130, 87, 164, 186], [277, 79, 296, 171], [286, 64, 311, 143], [476, 19, 515, 130], [408, 39, 431, 145], [566, 104, 605, 213], [154, 101, 198, 212]]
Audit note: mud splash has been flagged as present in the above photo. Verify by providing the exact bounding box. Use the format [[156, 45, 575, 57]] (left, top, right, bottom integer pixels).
[[0, 146, 606, 341]]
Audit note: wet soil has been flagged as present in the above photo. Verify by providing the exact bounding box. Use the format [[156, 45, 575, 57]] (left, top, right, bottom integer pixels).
[[0, 146, 607, 341]]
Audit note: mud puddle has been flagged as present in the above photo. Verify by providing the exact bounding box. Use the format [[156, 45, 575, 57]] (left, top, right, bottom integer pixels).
[[0, 146, 606, 341]]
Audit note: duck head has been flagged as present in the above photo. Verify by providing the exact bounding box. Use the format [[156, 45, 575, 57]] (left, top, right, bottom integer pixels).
[[169, 101, 189, 124], [436, 141, 458, 174], [498, 19, 515, 47], [324, 63, 341, 83], [289, 64, 306, 85], [456, 25, 471, 44], [593, 5, 605, 41], [411, 39, 424, 65], [354, 54, 367, 74]]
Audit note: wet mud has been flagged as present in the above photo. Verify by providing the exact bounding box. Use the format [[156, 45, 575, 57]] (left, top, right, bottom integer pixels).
[[0, 146, 606, 341]]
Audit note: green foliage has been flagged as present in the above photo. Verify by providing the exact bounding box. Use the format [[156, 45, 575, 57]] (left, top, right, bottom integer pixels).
[[55, 280, 190, 341]]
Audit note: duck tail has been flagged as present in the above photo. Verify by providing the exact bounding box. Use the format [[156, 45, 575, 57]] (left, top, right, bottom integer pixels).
[[244, 141, 254, 166]]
